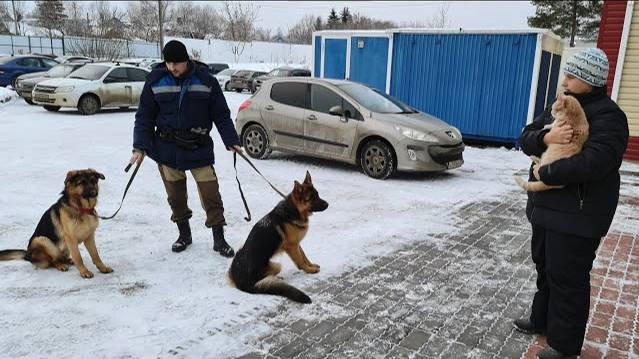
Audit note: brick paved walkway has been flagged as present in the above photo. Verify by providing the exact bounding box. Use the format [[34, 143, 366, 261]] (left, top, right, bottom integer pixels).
[[230, 174, 639, 359]]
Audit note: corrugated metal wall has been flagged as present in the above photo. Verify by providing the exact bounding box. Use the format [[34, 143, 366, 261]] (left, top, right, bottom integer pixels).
[[598, 0, 628, 95], [323, 39, 347, 79], [314, 36, 321, 77], [617, 2, 639, 160], [349, 37, 389, 91], [389, 33, 537, 142]]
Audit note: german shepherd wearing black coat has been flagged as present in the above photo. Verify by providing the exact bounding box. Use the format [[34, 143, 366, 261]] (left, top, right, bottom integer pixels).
[[229, 171, 328, 303], [0, 169, 113, 278]]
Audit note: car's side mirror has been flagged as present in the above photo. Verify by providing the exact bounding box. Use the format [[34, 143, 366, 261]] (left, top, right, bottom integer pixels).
[[329, 105, 344, 116]]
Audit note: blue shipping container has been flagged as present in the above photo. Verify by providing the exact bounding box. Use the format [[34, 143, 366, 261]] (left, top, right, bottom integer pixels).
[[313, 29, 563, 143]]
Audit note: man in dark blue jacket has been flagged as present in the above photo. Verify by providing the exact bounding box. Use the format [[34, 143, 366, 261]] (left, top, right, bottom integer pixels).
[[514, 48, 629, 359], [131, 40, 241, 257]]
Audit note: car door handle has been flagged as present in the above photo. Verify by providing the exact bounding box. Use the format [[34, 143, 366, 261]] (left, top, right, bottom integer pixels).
[[265, 105, 274, 110], [307, 114, 317, 121], [125, 85, 132, 89]]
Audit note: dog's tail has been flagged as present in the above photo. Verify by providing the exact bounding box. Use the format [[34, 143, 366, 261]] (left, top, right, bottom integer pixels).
[[0, 250, 27, 261], [514, 175, 531, 191], [252, 276, 312, 304]]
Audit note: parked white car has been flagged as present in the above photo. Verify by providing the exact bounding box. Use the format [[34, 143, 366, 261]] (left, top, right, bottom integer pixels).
[[214, 68, 237, 91], [32, 62, 150, 115]]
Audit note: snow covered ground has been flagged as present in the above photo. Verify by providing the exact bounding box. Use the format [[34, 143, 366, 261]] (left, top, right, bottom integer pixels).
[[0, 90, 631, 358]]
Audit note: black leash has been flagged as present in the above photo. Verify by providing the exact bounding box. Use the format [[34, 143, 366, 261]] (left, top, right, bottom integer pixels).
[[234, 151, 286, 222], [98, 160, 142, 220]]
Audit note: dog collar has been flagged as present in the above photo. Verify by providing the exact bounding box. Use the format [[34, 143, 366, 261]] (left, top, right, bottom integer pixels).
[[70, 204, 96, 216]]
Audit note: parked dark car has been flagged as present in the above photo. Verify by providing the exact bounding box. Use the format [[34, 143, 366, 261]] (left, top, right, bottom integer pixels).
[[207, 63, 229, 75], [15, 62, 90, 104], [0, 55, 60, 87], [252, 67, 311, 93], [229, 70, 266, 93]]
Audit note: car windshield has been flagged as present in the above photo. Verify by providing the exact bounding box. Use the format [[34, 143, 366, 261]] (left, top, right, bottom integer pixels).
[[267, 69, 291, 77], [217, 69, 235, 76], [336, 83, 417, 114], [47, 64, 77, 77], [67, 64, 109, 80], [234, 70, 250, 78]]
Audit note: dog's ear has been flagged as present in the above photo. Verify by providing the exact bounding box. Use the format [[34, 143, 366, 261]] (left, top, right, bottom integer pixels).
[[93, 171, 106, 180], [293, 180, 303, 198], [303, 171, 312, 185], [65, 170, 78, 184]]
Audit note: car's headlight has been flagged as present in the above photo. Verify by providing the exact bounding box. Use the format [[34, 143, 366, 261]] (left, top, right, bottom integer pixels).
[[394, 125, 439, 142], [451, 126, 462, 139], [55, 86, 74, 93]]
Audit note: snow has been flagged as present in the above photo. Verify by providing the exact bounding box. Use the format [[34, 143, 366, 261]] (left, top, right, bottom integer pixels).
[[0, 88, 630, 358]]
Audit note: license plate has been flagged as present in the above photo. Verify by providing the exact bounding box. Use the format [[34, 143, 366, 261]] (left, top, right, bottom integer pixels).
[[446, 159, 463, 169], [34, 96, 50, 101]]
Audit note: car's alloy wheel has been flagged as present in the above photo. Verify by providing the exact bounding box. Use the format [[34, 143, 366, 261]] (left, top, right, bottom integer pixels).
[[242, 124, 271, 159], [43, 105, 61, 112], [78, 95, 100, 115], [360, 139, 396, 180]]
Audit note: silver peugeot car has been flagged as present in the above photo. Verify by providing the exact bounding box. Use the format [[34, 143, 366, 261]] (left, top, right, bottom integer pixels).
[[235, 78, 464, 179]]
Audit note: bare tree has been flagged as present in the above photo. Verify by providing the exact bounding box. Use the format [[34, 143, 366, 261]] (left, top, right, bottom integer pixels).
[[170, 1, 223, 39], [348, 12, 396, 30], [427, 3, 451, 28], [126, 0, 171, 42], [9, 0, 27, 35], [221, 1, 259, 62], [254, 27, 272, 42], [63, 2, 88, 37], [190, 48, 201, 60], [66, 2, 128, 60], [91, 1, 127, 39], [401, 3, 451, 28], [287, 15, 316, 44], [0, 2, 12, 34]]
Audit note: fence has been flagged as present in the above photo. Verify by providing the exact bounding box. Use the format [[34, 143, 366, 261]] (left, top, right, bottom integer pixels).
[[0, 34, 161, 58]]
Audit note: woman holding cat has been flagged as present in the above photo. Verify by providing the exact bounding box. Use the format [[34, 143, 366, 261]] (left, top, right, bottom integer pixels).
[[514, 48, 629, 359]]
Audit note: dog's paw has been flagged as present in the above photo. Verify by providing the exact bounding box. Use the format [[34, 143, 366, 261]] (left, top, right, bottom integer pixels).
[[304, 266, 320, 274], [54, 263, 69, 272], [79, 270, 94, 278], [98, 266, 113, 274]]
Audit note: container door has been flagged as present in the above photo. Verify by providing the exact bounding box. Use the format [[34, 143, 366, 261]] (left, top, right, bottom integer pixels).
[[323, 39, 347, 80]]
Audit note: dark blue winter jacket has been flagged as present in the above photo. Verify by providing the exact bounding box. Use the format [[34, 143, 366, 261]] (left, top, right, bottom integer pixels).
[[133, 61, 240, 170]]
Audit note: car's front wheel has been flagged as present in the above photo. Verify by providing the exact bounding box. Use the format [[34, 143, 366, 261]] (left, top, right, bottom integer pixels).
[[359, 139, 396, 180], [24, 98, 34, 105], [78, 94, 101, 115], [43, 105, 61, 112], [224, 82, 231, 91], [242, 124, 271, 159]]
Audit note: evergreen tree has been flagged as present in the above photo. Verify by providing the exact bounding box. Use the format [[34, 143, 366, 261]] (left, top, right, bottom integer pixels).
[[327, 8, 339, 29], [528, 0, 602, 47], [340, 7, 352, 25], [35, 0, 67, 39]]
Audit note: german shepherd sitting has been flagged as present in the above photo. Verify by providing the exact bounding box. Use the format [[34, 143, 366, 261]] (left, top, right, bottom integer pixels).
[[229, 171, 328, 303], [0, 169, 113, 278]]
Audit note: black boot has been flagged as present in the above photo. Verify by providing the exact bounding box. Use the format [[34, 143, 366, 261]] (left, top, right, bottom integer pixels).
[[172, 220, 192, 253], [513, 318, 544, 335], [537, 347, 577, 359], [212, 226, 234, 258]]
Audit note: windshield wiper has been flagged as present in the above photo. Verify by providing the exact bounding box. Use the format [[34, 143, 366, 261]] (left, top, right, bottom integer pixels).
[[69, 76, 85, 79]]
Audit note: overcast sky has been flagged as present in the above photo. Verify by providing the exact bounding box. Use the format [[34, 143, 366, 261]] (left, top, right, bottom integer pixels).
[[246, 1, 537, 32], [22, 1, 537, 33]]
